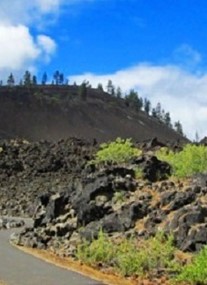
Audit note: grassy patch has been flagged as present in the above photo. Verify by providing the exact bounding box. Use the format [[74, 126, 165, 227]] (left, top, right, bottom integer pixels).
[[76, 230, 115, 266], [174, 246, 207, 284], [76, 230, 179, 278]]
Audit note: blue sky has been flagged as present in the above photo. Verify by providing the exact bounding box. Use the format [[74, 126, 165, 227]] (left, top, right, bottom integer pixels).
[[38, 0, 207, 75], [0, 0, 207, 140]]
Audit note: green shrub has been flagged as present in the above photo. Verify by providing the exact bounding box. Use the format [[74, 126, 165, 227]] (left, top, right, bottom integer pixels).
[[175, 246, 207, 284], [156, 144, 207, 178], [76, 230, 115, 266], [113, 191, 126, 203], [94, 137, 141, 163], [114, 237, 144, 276], [76, 230, 179, 277], [115, 232, 178, 277], [134, 167, 143, 179]]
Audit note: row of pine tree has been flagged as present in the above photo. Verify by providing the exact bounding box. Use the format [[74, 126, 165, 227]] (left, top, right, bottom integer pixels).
[[2, 71, 184, 136]]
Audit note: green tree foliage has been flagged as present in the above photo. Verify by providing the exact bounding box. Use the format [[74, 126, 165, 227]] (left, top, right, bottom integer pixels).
[[106, 79, 115, 96], [163, 112, 172, 128], [116, 86, 122, 98], [41, 72, 47, 85], [32, 75, 37, 85], [97, 83, 103, 92], [174, 120, 183, 136], [156, 144, 207, 178], [151, 107, 157, 118], [79, 81, 87, 101], [155, 102, 162, 120], [94, 137, 141, 163], [125, 89, 143, 111], [59, 73, 64, 85], [7, 73, 15, 87], [23, 70, 32, 86], [53, 70, 64, 85], [144, 98, 151, 115]]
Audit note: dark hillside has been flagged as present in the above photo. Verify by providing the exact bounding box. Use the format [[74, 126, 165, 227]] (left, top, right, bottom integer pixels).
[[0, 86, 188, 142]]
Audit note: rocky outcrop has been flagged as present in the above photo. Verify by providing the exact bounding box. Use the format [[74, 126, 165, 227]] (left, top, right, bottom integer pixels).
[[2, 138, 207, 258], [12, 160, 207, 256], [0, 217, 25, 229], [0, 138, 95, 217]]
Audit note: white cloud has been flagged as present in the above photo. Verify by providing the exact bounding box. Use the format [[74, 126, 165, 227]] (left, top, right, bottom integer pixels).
[[0, 0, 60, 76], [37, 35, 56, 62], [35, 0, 62, 13], [69, 64, 207, 140], [0, 24, 56, 76], [0, 0, 93, 75], [0, 0, 64, 25], [0, 25, 40, 70], [172, 44, 202, 69], [0, 0, 91, 25]]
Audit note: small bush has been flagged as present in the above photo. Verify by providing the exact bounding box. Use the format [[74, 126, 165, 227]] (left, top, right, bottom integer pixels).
[[114, 237, 144, 276], [175, 246, 207, 284], [156, 144, 207, 178], [76, 230, 115, 266], [94, 137, 141, 164], [115, 232, 178, 277], [134, 167, 143, 179], [113, 191, 125, 203], [76, 230, 179, 278]]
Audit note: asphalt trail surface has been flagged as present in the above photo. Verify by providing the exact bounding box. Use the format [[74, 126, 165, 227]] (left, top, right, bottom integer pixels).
[[0, 219, 105, 285]]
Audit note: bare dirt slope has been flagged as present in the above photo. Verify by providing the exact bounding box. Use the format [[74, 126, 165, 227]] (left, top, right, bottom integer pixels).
[[0, 86, 188, 143]]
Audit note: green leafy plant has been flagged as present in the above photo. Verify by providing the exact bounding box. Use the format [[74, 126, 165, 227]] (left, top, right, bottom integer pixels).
[[76, 229, 115, 266], [113, 191, 126, 203], [94, 137, 141, 164], [175, 246, 207, 284], [134, 167, 143, 179], [115, 232, 178, 277], [76, 230, 179, 278], [156, 144, 207, 178]]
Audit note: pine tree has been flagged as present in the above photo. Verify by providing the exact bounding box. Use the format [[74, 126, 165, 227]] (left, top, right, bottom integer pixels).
[[32, 75, 37, 85], [174, 121, 183, 136], [106, 79, 115, 96], [7, 73, 15, 87], [164, 112, 172, 128], [151, 108, 157, 118], [53, 70, 60, 85], [144, 98, 151, 115], [125, 89, 143, 110], [23, 70, 32, 86], [155, 102, 162, 120], [97, 83, 103, 92], [116, 86, 122, 98], [42, 72, 47, 85], [59, 73, 64, 85]]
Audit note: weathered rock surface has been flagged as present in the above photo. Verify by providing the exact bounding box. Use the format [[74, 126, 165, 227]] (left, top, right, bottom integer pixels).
[[0, 138, 95, 217], [0, 217, 25, 230], [1, 138, 207, 257]]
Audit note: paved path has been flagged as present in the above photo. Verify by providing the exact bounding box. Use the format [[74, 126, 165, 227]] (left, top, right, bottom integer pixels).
[[0, 220, 105, 285]]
